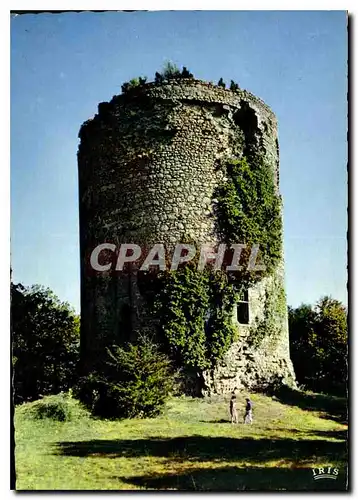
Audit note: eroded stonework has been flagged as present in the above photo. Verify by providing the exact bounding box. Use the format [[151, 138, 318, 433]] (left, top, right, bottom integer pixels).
[[78, 79, 295, 392]]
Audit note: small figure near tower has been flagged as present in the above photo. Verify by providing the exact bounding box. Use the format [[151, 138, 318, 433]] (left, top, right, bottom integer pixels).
[[244, 397, 253, 424], [230, 390, 238, 424]]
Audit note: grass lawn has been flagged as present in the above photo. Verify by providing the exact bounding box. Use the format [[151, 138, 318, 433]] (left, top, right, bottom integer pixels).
[[14, 389, 348, 491]]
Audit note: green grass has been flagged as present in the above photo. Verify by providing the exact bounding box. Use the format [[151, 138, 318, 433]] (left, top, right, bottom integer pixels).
[[14, 390, 348, 491]]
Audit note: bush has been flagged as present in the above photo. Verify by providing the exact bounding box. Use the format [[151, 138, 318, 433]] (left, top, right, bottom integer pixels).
[[162, 61, 181, 80], [154, 71, 163, 84], [34, 398, 71, 421], [121, 76, 147, 94], [181, 66, 194, 78], [155, 62, 194, 82], [230, 80, 240, 91], [75, 334, 176, 419], [18, 392, 88, 422]]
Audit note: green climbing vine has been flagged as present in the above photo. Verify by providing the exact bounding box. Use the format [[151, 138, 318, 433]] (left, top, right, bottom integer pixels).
[[212, 153, 285, 350], [247, 278, 287, 349], [138, 262, 238, 371], [154, 264, 210, 370], [214, 155, 283, 276]]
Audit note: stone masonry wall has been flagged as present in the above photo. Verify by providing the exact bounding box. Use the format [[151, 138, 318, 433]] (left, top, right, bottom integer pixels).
[[78, 79, 295, 390]]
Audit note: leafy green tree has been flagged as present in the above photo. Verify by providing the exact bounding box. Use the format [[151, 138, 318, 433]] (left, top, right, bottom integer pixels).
[[313, 297, 347, 391], [218, 77, 226, 88], [75, 334, 175, 419], [11, 283, 80, 404], [230, 80, 240, 91], [121, 76, 147, 93], [162, 61, 181, 80], [289, 296, 347, 394], [288, 303, 316, 383], [129, 77, 140, 87]]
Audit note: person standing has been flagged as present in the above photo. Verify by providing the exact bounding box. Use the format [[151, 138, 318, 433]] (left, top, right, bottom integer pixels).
[[230, 391, 238, 424], [244, 397, 253, 424]]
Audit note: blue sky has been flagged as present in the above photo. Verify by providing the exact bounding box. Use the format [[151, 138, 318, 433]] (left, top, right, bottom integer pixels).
[[10, 10, 347, 311]]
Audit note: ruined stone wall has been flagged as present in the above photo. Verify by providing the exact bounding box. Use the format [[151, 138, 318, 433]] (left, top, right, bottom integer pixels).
[[78, 79, 295, 389]]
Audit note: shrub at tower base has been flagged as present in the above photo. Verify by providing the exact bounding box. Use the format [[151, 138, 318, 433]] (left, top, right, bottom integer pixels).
[[74, 334, 176, 419]]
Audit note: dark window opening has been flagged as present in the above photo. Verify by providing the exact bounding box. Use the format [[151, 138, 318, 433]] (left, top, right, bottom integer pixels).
[[237, 302, 249, 325], [237, 289, 249, 325], [233, 102, 258, 140], [233, 101, 262, 157]]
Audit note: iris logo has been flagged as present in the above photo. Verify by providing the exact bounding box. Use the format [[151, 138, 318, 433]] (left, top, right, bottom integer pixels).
[[312, 467, 339, 480]]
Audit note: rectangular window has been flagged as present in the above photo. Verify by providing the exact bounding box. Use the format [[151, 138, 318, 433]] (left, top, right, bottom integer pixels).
[[237, 289, 249, 325]]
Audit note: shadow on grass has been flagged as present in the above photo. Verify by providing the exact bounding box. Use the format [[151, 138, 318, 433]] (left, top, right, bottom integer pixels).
[[199, 419, 230, 424], [309, 429, 348, 440], [272, 386, 347, 424], [117, 465, 347, 491], [56, 435, 346, 464], [268, 429, 347, 441]]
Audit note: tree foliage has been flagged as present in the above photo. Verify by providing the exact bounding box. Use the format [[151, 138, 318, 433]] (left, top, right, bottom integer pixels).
[[75, 334, 175, 419], [289, 296, 347, 395], [162, 61, 181, 80], [11, 283, 80, 404], [181, 66, 194, 78], [122, 64, 194, 92], [156, 62, 194, 82], [121, 76, 147, 93], [154, 71, 164, 84]]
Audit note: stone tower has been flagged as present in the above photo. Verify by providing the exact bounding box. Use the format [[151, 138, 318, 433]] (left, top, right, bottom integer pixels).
[[78, 78, 295, 393]]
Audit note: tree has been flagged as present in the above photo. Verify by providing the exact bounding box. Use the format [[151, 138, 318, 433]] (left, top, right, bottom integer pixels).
[[230, 80, 240, 91], [162, 61, 181, 80], [75, 333, 176, 419], [313, 297, 347, 391], [121, 76, 147, 94], [11, 283, 80, 404], [218, 78, 226, 88], [181, 66, 194, 78], [288, 303, 316, 383], [138, 76, 147, 85], [121, 82, 130, 93], [288, 296, 347, 395], [129, 77, 140, 88], [154, 71, 164, 84]]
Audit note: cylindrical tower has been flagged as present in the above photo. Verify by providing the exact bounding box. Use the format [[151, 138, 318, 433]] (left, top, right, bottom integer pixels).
[[78, 79, 295, 391]]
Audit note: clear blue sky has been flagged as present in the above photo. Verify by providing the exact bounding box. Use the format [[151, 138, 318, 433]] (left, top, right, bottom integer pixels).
[[11, 10, 347, 312]]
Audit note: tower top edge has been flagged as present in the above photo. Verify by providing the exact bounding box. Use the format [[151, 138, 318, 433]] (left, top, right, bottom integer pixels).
[[79, 78, 277, 134]]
